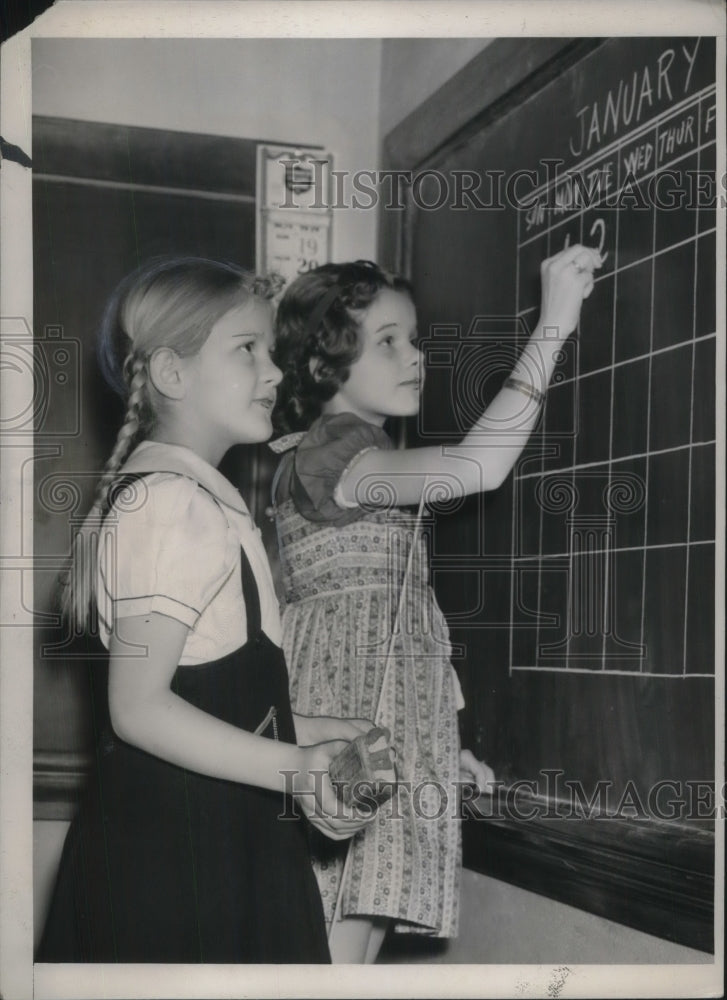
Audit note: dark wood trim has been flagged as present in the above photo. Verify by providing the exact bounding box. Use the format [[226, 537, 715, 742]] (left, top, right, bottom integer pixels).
[[33, 754, 716, 951], [34, 751, 90, 821], [382, 38, 604, 173], [32, 115, 259, 196], [32, 116, 322, 197], [35, 172, 257, 204], [463, 791, 714, 954], [377, 38, 605, 269]]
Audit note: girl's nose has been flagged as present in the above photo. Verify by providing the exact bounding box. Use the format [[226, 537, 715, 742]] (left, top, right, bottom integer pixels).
[[408, 343, 423, 367], [265, 358, 283, 386], [259, 343, 283, 385]]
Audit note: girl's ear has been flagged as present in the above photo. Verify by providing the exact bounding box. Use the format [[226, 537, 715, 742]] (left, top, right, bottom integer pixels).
[[148, 347, 189, 400]]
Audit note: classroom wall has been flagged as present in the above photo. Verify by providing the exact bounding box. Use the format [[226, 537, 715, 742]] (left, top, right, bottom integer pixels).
[[31, 37, 495, 257], [31, 36, 494, 257], [30, 36, 712, 967], [31, 37, 382, 262], [379, 38, 493, 137]]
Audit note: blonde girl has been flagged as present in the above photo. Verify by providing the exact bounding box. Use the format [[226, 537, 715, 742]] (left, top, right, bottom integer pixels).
[[271, 244, 602, 963], [37, 257, 372, 964]]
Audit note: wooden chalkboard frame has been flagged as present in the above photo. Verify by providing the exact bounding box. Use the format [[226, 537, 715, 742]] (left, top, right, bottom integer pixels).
[[379, 38, 715, 954], [378, 38, 603, 270]]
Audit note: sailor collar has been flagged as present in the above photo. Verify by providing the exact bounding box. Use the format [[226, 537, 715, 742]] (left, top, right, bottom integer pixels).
[[119, 441, 252, 518]]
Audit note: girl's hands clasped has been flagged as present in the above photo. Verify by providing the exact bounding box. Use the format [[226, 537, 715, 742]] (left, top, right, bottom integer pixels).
[[537, 243, 604, 338], [294, 740, 377, 841]]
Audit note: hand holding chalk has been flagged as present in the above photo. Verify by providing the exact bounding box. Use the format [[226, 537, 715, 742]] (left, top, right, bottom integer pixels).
[[538, 243, 604, 337]]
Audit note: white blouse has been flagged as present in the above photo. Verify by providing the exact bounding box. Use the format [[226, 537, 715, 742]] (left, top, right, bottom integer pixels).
[[95, 441, 282, 664]]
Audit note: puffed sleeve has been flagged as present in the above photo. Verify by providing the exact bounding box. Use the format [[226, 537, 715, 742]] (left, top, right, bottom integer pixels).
[[102, 474, 235, 628], [291, 413, 393, 525]]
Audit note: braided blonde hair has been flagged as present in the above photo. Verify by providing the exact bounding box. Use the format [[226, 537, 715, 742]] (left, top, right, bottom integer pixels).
[[62, 257, 282, 630]]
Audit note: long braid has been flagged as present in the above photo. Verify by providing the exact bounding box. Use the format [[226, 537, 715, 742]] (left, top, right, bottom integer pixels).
[[92, 354, 149, 516], [61, 354, 150, 630]]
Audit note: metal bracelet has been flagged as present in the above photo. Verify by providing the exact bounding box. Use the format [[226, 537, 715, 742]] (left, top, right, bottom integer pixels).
[[503, 376, 545, 405]]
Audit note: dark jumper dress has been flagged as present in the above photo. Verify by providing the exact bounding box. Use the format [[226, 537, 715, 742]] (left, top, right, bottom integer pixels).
[[37, 478, 330, 963]]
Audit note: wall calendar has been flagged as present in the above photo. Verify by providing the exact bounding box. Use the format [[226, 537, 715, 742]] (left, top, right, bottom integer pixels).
[[256, 144, 333, 288]]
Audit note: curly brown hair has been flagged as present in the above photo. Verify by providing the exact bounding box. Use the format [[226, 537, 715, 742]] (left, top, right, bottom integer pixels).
[[273, 260, 412, 434]]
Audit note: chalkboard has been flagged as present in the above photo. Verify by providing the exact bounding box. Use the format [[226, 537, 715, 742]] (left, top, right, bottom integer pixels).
[[384, 37, 717, 950]]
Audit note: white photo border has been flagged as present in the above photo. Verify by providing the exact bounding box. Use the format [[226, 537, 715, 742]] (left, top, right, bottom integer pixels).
[[1, 2, 724, 998]]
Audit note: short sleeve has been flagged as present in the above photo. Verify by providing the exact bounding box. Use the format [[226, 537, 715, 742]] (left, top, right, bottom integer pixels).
[[291, 413, 393, 525], [100, 474, 235, 628]]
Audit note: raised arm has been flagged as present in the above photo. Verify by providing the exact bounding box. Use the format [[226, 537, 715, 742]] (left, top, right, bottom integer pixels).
[[108, 612, 370, 840], [337, 244, 602, 508]]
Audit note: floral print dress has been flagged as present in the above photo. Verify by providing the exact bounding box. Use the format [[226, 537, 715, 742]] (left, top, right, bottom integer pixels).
[[273, 413, 463, 937]]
